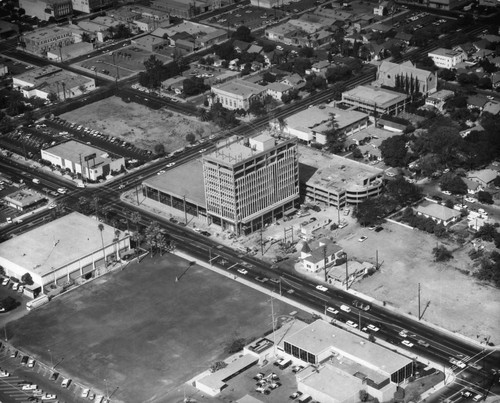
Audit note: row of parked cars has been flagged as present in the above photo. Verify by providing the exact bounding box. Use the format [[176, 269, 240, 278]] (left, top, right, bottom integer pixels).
[[1, 276, 25, 294]]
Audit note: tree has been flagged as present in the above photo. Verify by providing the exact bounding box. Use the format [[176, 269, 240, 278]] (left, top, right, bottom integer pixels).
[[81, 32, 92, 43], [98, 223, 107, 266], [47, 92, 59, 103], [210, 361, 227, 373], [380, 135, 408, 167], [248, 99, 267, 117], [477, 191, 493, 204], [154, 144, 165, 155], [186, 133, 196, 144], [232, 25, 253, 42], [183, 76, 208, 96], [324, 113, 346, 154], [359, 390, 369, 402], [386, 177, 422, 206], [440, 175, 467, 195], [354, 198, 384, 227], [352, 147, 363, 159], [263, 71, 276, 83], [225, 338, 246, 354], [21, 273, 33, 285], [433, 245, 452, 262]]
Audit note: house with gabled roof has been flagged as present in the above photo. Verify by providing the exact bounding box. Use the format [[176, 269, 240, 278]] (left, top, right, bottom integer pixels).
[[467, 169, 498, 187], [467, 95, 488, 110], [414, 202, 461, 226], [233, 40, 251, 53], [300, 238, 344, 272], [376, 60, 438, 95]]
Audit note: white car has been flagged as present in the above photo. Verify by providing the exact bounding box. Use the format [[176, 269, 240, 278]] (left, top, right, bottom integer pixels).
[[442, 190, 451, 196], [57, 187, 67, 194], [450, 358, 466, 368], [358, 236, 368, 242], [237, 268, 248, 275], [22, 384, 38, 390], [157, 170, 165, 175], [198, 148, 207, 153], [316, 285, 328, 292], [81, 388, 90, 398], [465, 196, 476, 203], [166, 162, 176, 168], [61, 378, 71, 388], [48, 203, 57, 209], [276, 45, 283, 50], [94, 395, 104, 403], [326, 307, 339, 315], [0, 370, 10, 377], [27, 358, 36, 368], [346, 320, 358, 328], [41, 394, 57, 400], [399, 330, 408, 337], [367, 324, 380, 332], [401, 340, 414, 348]]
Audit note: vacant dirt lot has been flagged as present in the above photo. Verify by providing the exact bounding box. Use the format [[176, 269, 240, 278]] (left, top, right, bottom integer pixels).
[[337, 220, 500, 345], [61, 96, 218, 153], [8, 254, 298, 403]]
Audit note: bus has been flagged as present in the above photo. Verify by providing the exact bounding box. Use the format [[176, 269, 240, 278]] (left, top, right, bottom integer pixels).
[[26, 295, 49, 311]]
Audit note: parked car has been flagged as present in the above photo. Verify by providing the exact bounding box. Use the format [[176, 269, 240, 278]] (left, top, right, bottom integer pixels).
[[358, 236, 368, 242], [27, 358, 36, 367], [49, 372, 59, 382], [61, 378, 71, 388]]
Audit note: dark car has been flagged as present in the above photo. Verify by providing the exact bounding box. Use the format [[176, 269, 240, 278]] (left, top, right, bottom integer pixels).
[[49, 372, 59, 382], [21, 355, 29, 365], [374, 226, 384, 232]]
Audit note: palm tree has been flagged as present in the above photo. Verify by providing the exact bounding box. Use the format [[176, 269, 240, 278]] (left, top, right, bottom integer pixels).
[[98, 223, 107, 267]]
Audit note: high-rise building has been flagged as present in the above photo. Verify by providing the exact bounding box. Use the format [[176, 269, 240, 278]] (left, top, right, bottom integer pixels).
[[202, 134, 299, 235]]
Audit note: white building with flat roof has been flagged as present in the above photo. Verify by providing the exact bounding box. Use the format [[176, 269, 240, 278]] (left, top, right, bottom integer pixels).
[[282, 320, 413, 403], [428, 48, 467, 69], [0, 212, 131, 291], [278, 105, 369, 145], [211, 79, 268, 110], [203, 133, 299, 234], [41, 141, 125, 181], [342, 85, 409, 116]]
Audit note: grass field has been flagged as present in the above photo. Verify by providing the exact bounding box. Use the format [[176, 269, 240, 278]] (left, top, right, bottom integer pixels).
[[8, 254, 297, 403]]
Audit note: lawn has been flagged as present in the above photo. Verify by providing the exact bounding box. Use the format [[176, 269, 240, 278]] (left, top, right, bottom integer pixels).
[[8, 254, 296, 403], [60, 96, 218, 153]]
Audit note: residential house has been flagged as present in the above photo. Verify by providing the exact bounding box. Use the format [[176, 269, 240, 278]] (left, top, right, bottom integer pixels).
[[425, 89, 454, 112], [453, 42, 475, 57], [280, 73, 305, 90], [376, 60, 438, 95], [306, 60, 331, 76], [414, 202, 461, 226], [301, 239, 344, 273], [484, 101, 500, 116], [467, 169, 498, 187], [467, 95, 488, 110], [373, 1, 389, 15], [463, 178, 482, 194], [395, 32, 412, 45], [233, 40, 251, 53], [247, 44, 263, 54]]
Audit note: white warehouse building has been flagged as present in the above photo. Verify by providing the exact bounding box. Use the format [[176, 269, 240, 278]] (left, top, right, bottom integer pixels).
[[0, 212, 131, 294]]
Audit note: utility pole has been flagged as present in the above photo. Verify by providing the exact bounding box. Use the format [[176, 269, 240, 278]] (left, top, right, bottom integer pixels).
[[323, 245, 328, 282], [344, 252, 349, 290], [376, 250, 379, 269], [418, 283, 421, 320], [260, 228, 264, 256], [183, 195, 187, 225]]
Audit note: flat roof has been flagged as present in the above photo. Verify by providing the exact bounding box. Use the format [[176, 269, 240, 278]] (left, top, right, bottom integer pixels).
[[15, 66, 94, 94], [428, 48, 463, 57], [298, 365, 360, 401], [343, 85, 408, 109], [300, 147, 382, 192], [213, 79, 267, 99], [197, 354, 258, 391], [22, 26, 72, 41], [142, 159, 206, 206], [42, 140, 121, 168], [285, 105, 367, 134], [0, 212, 123, 277], [4, 189, 45, 207], [285, 320, 412, 375]]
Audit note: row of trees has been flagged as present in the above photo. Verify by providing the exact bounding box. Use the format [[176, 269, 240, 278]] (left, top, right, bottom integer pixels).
[[138, 55, 189, 90]]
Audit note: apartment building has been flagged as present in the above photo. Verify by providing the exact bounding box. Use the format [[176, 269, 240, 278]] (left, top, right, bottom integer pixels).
[[20, 0, 72, 21], [202, 134, 299, 234], [428, 48, 467, 69]]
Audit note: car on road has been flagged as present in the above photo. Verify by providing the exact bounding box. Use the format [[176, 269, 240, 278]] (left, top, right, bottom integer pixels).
[[358, 236, 368, 242], [401, 340, 414, 347], [346, 320, 358, 328], [450, 358, 466, 368], [461, 390, 473, 398], [198, 148, 207, 153], [57, 187, 67, 194], [269, 278, 280, 284], [399, 330, 408, 337], [157, 170, 165, 175], [255, 276, 268, 283], [50, 191, 59, 197], [367, 324, 380, 332], [326, 307, 339, 315], [48, 203, 56, 209], [316, 285, 328, 292], [41, 394, 57, 401], [237, 268, 248, 275], [118, 184, 125, 190], [417, 339, 430, 347], [166, 162, 176, 167], [340, 304, 351, 313]]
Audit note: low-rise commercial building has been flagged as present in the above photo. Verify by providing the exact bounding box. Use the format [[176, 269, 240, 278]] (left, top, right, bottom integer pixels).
[[152, 21, 227, 49], [211, 80, 268, 111], [301, 149, 384, 208], [20, 26, 76, 56], [3, 189, 46, 211], [47, 41, 93, 62], [0, 212, 131, 291], [278, 105, 369, 145], [428, 48, 467, 69], [341, 85, 410, 116], [13, 65, 95, 101], [41, 141, 125, 182]]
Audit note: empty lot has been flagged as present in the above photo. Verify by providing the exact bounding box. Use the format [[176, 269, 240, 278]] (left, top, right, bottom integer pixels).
[[8, 254, 297, 403]]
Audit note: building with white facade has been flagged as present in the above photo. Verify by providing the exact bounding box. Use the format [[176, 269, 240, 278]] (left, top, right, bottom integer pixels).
[[20, 0, 73, 21], [41, 141, 125, 182], [277, 105, 369, 145], [203, 133, 299, 234], [72, 0, 114, 13], [20, 26, 76, 55], [301, 149, 384, 208], [211, 79, 268, 110], [428, 48, 467, 69], [4, 189, 46, 211], [341, 85, 410, 116], [414, 202, 461, 226], [13, 66, 95, 101], [301, 239, 344, 272], [0, 212, 131, 292]]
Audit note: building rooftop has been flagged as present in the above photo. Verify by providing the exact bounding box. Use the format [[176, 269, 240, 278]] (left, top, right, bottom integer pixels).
[[43, 141, 122, 169], [142, 158, 206, 206], [343, 85, 408, 109], [0, 212, 124, 277], [212, 79, 267, 99], [428, 48, 463, 57], [303, 241, 343, 264], [4, 189, 45, 207], [285, 105, 368, 135], [21, 26, 72, 42], [414, 202, 461, 221], [154, 20, 221, 38], [298, 364, 360, 401], [427, 89, 454, 101], [300, 147, 382, 193], [198, 354, 258, 391], [284, 320, 412, 375], [15, 66, 94, 94], [467, 168, 498, 184]]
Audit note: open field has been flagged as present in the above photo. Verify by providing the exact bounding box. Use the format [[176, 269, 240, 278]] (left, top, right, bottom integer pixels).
[[8, 254, 298, 403], [60, 96, 218, 153]]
